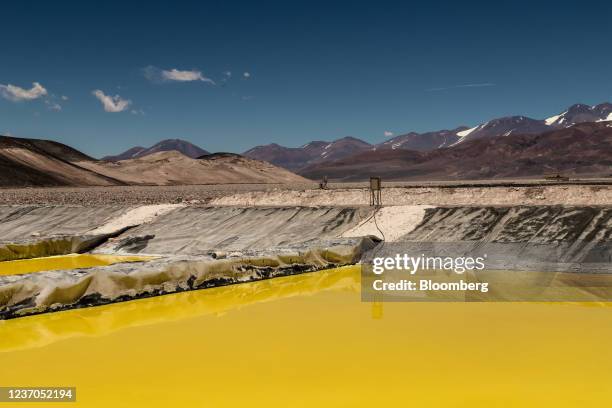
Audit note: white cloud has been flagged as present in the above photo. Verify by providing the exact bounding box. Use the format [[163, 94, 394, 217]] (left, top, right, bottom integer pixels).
[[243, 72, 251, 79], [384, 131, 394, 137], [92, 89, 131, 112], [61, 95, 69, 101], [130, 108, 145, 116], [162, 68, 215, 84], [224, 71, 232, 78], [0, 82, 48, 101], [144, 66, 215, 85]]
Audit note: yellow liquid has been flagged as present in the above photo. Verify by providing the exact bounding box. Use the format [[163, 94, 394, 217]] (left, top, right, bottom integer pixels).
[[1, 265, 612, 407], [0, 254, 155, 276]]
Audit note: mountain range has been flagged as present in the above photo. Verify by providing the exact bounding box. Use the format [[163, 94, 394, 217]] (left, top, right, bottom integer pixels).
[[299, 121, 612, 181], [2, 101, 611, 187], [102, 139, 209, 161], [0, 136, 305, 187], [244, 102, 612, 169], [242, 136, 371, 171]]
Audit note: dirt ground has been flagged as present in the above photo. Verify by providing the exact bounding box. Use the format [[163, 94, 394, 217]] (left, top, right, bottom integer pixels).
[[0, 180, 610, 206]]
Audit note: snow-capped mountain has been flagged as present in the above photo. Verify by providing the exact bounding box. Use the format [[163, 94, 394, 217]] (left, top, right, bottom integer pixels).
[[544, 103, 612, 127], [451, 116, 551, 145], [242, 101, 612, 172], [300, 121, 612, 181], [377, 102, 612, 151], [376, 128, 468, 151]]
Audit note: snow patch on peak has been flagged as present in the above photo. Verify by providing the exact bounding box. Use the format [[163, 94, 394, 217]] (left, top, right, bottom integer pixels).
[[456, 126, 478, 137], [545, 112, 565, 126], [597, 112, 612, 122]]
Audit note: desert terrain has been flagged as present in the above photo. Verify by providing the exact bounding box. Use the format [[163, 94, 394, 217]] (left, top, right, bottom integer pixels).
[[1, 179, 611, 318], [0, 179, 610, 206], [0, 136, 307, 187], [1, 108, 611, 317]]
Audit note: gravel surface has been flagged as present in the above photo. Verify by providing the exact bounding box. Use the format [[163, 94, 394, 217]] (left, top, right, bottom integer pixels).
[[0, 180, 610, 206], [0, 184, 317, 206]]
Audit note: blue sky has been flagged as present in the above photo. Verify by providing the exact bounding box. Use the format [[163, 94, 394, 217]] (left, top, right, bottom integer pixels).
[[1, 1, 611, 158]]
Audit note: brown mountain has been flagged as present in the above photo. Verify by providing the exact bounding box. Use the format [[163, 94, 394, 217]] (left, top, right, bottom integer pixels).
[[103, 139, 209, 161], [78, 151, 308, 185], [0, 135, 124, 187], [102, 146, 146, 161], [243, 136, 371, 171], [1, 135, 306, 187], [299, 122, 612, 181]]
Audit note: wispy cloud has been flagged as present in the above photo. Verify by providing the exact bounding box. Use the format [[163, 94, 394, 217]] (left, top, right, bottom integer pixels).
[[0, 82, 48, 101], [45, 100, 62, 111], [384, 130, 394, 137], [243, 72, 251, 79], [426, 83, 495, 92], [92, 89, 131, 112], [143, 66, 215, 84]]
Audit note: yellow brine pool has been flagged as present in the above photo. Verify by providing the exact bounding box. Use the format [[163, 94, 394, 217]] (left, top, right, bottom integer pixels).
[[1, 265, 611, 407], [0, 254, 155, 276]]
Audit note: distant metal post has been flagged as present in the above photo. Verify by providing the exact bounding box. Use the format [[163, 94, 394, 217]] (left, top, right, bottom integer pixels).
[[369, 176, 382, 206], [319, 175, 328, 189]]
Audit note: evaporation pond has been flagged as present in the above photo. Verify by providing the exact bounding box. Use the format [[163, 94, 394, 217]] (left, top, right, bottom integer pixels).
[[0, 254, 155, 276], [1, 265, 612, 407]]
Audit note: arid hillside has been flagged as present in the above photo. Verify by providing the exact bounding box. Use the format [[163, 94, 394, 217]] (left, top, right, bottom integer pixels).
[[0, 136, 123, 187], [0, 136, 308, 187], [78, 151, 309, 185]]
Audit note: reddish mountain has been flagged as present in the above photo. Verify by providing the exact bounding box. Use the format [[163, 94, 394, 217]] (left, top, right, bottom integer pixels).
[[299, 122, 612, 181], [377, 128, 467, 151], [452, 116, 551, 144], [375, 102, 612, 152], [243, 136, 371, 171]]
